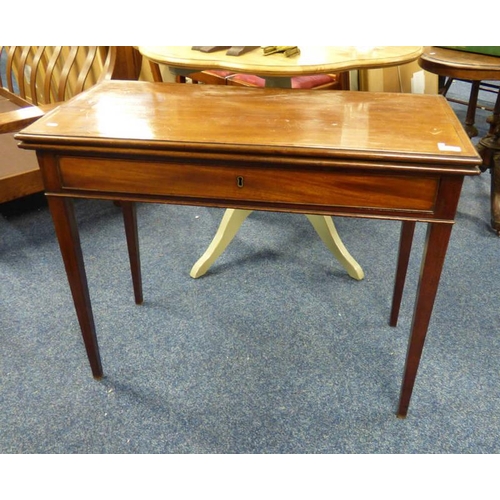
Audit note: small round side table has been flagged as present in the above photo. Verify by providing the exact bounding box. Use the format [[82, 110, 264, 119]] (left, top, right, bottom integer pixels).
[[419, 46, 500, 235]]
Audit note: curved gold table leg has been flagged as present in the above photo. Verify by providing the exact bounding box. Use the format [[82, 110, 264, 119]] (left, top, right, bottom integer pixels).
[[191, 209, 364, 280], [305, 214, 364, 280]]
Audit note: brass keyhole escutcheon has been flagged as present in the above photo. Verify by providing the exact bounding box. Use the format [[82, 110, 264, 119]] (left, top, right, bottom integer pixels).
[[236, 176, 244, 188]]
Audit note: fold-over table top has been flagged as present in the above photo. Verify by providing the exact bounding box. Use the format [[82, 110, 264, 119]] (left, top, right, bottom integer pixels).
[[17, 80, 481, 172]]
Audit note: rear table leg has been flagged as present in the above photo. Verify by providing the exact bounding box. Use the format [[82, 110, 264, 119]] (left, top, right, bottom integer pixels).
[[390, 221, 416, 327], [121, 201, 143, 304]]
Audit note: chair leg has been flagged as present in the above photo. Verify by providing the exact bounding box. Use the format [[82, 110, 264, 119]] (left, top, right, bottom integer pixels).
[[464, 81, 480, 138], [441, 79, 481, 138], [477, 89, 500, 235], [149, 61, 164, 83], [490, 152, 500, 235], [486, 85, 500, 137], [440, 76, 453, 95], [121, 201, 143, 303]]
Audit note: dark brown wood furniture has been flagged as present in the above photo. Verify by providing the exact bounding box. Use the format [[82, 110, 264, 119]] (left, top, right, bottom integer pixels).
[[419, 46, 500, 235], [16, 81, 481, 417], [419, 46, 500, 137], [438, 77, 498, 138], [477, 99, 500, 235], [0, 46, 141, 204]]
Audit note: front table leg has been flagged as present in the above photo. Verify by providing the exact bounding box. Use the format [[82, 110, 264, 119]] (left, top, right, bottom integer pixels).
[[397, 221, 454, 418], [47, 196, 103, 379]]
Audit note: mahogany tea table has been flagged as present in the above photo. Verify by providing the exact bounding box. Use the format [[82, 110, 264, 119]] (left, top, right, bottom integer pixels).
[[16, 80, 481, 417]]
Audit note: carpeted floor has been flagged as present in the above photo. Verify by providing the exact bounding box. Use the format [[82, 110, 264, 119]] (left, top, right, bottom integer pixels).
[[0, 77, 499, 454]]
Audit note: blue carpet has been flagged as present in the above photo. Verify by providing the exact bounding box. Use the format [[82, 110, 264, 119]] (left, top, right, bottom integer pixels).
[[0, 83, 499, 454]]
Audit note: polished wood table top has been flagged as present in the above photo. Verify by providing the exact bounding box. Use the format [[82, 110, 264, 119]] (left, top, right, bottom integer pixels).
[[139, 46, 423, 77], [17, 81, 481, 417], [419, 46, 500, 81], [20, 80, 477, 165]]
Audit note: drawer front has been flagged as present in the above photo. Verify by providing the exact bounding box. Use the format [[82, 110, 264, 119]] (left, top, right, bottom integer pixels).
[[58, 156, 439, 212]]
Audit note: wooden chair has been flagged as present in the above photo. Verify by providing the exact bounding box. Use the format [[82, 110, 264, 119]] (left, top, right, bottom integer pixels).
[[477, 92, 500, 235], [0, 46, 144, 305], [148, 60, 349, 90], [148, 60, 233, 85], [226, 72, 349, 90], [0, 46, 142, 203], [183, 70, 234, 85]]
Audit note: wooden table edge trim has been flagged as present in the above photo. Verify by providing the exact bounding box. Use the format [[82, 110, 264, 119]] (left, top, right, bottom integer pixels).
[[16, 139, 482, 172]]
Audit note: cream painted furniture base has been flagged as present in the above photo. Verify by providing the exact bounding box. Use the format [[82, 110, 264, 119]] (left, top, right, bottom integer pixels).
[[190, 209, 364, 280]]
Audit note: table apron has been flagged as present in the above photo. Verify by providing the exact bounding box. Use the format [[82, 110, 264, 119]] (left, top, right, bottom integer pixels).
[[52, 154, 447, 219]]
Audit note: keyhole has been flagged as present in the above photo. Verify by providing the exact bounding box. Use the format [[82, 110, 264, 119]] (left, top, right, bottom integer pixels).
[[236, 176, 244, 188]]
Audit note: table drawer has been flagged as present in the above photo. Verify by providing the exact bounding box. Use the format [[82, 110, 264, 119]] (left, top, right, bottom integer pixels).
[[58, 156, 439, 212]]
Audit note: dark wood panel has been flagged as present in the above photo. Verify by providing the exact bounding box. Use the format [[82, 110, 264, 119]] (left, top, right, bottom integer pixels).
[[58, 156, 439, 212]]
